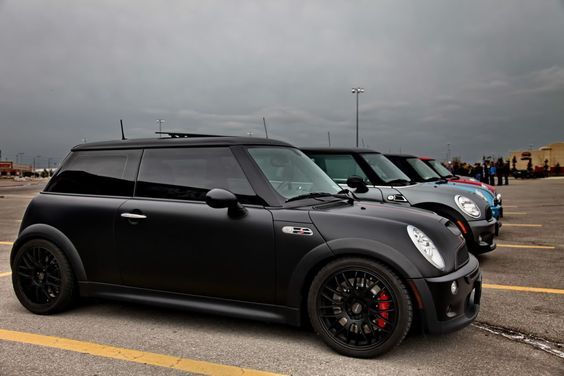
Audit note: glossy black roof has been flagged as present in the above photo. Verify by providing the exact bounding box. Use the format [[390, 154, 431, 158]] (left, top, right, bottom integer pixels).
[[72, 136, 293, 151], [301, 147, 380, 154]]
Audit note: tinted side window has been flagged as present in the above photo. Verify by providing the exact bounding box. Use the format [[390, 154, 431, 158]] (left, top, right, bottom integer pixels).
[[45, 150, 141, 196], [136, 147, 257, 203], [308, 154, 369, 184]]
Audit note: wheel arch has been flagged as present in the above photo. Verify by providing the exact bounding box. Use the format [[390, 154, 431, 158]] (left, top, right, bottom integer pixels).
[[413, 202, 470, 234], [286, 238, 422, 317], [11, 224, 88, 281]]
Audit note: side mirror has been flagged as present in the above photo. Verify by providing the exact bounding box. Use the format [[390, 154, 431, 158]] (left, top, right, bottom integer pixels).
[[346, 175, 369, 193], [205, 188, 247, 217]]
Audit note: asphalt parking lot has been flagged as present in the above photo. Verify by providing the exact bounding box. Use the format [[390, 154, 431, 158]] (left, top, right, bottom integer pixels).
[[0, 178, 562, 375]]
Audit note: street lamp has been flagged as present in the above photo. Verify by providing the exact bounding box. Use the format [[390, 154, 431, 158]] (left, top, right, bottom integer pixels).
[[352, 87, 365, 147], [33, 155, 41, 172]]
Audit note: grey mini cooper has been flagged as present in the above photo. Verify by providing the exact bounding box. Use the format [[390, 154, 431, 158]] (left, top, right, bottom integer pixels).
[[303, 148, 497, 254]]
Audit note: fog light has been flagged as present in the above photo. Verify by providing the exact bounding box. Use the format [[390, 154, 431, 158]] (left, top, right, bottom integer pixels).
[[445, 305, 456, 318], [450, 281, 458, 295]]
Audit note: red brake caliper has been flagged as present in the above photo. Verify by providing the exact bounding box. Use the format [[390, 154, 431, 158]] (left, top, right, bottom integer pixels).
[[375, 290, 391, 329]]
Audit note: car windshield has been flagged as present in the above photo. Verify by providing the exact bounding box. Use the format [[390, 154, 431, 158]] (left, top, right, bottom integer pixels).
[[406, 158, 441, 181], [361, 153, 411, 184], [427, 159, 453, 178], [248, 147, 342, 200]]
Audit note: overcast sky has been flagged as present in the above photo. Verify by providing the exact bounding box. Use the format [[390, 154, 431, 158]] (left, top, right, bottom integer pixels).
[[1, 0, 563, 167]]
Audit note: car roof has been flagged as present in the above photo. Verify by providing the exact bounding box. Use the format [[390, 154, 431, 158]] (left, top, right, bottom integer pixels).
[[301, 147, 380, 154], [385, 153, 418, 159], [72, 136, 292, 151]]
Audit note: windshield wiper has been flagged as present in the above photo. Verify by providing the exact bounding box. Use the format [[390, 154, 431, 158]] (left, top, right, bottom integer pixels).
[[285, 192, 335, 203], [286, 190, 358, 203], [386, 179, 411, 186]]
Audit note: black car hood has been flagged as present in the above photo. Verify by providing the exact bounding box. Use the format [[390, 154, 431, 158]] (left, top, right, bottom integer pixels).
[[308, 200, 466, 277]]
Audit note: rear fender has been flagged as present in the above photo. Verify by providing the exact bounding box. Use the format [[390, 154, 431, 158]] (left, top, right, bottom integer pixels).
[[11, 223, 87, 281]]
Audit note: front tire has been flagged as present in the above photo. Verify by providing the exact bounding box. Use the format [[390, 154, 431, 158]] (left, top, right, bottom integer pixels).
[[12, 239, 77, 315], [307, 257, 412, 358]]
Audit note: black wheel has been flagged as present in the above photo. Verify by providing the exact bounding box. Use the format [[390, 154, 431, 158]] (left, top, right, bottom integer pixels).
[[308, 257, 412, 358], [12, 239, 76, 315]]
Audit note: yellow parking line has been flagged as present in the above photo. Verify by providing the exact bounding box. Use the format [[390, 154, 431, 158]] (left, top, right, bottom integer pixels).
[[483, 283, 564, 295], [0, 272, 11, 278], [497, 243, 554, 249], [0, 241, 14, 246], [504, 212, 527, 215], [0, 329, 283, 376], [502, 224, 542, 227]]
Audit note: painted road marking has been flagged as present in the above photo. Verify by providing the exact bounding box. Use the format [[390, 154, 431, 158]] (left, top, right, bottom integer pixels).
[[502, 224, 542, 227], [504, 212, 527, 215], [0, 272, 11, 278], [0, 241, 14, 246], [503, 205, 519, 208], [483, 284, 564, 295], [0, 329, 283, 376], [497, 243, 555, 249]]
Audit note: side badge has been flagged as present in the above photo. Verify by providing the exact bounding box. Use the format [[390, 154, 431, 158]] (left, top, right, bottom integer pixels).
[[282, 226, 313, 236]]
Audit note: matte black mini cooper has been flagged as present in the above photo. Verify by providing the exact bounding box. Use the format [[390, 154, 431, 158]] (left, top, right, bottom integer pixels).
[[11, 133, 481, 358]]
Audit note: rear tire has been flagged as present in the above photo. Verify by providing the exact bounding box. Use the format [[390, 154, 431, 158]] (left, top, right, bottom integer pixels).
[[307, 257, 412, 358], [12, 239, 77, 315]]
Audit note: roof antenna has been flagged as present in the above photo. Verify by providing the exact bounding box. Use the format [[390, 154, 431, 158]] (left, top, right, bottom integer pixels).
[[120, 119, 127, 140], [263, 117, 269, 139]]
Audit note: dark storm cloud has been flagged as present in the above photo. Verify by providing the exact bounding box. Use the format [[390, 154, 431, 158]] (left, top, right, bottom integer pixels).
[[1, 0, 563, 166]]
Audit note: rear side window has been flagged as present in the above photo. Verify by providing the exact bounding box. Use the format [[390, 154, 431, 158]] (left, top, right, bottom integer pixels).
[[308, 154, 369, 184], [45, 150, 141, 196], [136, 147, 256, 203]]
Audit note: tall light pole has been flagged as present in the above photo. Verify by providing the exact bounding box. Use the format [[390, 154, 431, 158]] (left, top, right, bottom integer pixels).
[[352, 87, 364, 147], [156, 119, 166, 138], [33, 155, 41, 173]]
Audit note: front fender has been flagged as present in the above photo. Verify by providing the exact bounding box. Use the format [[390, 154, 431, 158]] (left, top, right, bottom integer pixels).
[[326, 238, 422, 279], [11, 223, 88, 281], [285, 238, 423, 308]]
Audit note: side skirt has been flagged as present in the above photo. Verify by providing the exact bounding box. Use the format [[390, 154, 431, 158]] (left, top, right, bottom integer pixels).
[[79, 282, 301, 326]]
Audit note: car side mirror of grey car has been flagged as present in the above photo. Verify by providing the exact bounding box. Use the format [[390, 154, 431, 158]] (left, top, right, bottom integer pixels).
[[346, 176, 369, 193], [206, 188, 247, 217]]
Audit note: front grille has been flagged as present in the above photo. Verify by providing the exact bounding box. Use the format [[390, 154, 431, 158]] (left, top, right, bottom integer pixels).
[[485, 207, 493, 221]]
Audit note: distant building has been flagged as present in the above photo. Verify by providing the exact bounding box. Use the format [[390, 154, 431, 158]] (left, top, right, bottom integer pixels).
[[508, 141, 564, 171], [0, 161, 33, 176]]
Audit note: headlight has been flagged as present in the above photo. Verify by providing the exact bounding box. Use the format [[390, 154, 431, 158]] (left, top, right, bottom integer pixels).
[[454, 195, 481, 218], [496, 193, 502, 201], [474, 189, 488, 203], [407, 225, 445, 271]]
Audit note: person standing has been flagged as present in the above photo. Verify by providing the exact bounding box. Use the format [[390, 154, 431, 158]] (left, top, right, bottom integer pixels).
[[504, 160, 510, 185], [489, 163, 496, 186], [483, 161, 490, 183], [496, 158, 504, 185]]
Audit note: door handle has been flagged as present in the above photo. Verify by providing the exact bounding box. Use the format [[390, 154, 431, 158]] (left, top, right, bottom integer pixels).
[[121, 212, 147, 220]]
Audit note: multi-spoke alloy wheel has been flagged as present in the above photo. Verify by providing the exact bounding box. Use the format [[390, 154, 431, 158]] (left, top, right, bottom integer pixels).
[[308, 257, 412, 358], [12, 239, 76, 314]]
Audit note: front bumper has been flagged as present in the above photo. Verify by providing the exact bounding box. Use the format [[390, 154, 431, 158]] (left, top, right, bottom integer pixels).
[[491, 205, 502, 221], [467, 219, 496, 254], [410, 255, 482, 335]]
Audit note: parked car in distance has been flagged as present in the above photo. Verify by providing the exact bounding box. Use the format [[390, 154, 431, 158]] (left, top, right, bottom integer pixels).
[[420, 157, 502, 213], [385, 154, 503, 222], [11, 133, 482, 358], [303, 148, 496, 254]]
